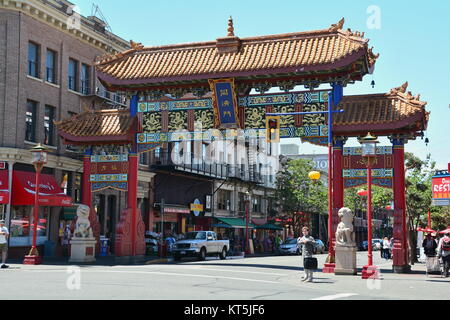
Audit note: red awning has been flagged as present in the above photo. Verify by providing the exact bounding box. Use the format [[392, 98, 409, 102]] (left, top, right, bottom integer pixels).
[[0, 170, 9, 204], [252, 218, 268, 226], [12, 171, 72, 207]]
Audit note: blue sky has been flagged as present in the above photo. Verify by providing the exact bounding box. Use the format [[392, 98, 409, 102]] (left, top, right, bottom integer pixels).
[[74, 0, 450, 169]]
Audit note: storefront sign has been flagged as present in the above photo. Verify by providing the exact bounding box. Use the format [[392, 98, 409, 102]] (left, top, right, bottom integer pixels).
[[0, 162, 5, 170], [432, 175, 450, 200], [190, 199, 203, 217]]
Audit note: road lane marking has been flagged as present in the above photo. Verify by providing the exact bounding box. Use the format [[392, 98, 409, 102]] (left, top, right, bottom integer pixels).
[[311, 293, 358, 300], [22, 269, 279, 284], [193, 267, 288, 276]]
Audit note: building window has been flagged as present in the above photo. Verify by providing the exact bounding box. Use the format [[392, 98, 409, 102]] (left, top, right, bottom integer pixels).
[[28, 42, 39, 78], [46, 49, 57, 84], [10, 205, 49, 247], [26, 100, 37, 142], [217, 190, 231, 211], [238, 192, 246, 212], [74, 173, 82, 203], [139, 152, 148, 165], [81, 64, 90, 95], [253, 195, 262, 213], [68, 58, 78, 91], [44, 105, 55, 146]]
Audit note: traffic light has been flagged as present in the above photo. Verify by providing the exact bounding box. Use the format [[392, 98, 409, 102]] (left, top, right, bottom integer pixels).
[[266, 116, 281, 143]]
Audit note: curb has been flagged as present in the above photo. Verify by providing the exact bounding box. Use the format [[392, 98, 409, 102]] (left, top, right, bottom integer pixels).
[[145, 258, 173, 264]]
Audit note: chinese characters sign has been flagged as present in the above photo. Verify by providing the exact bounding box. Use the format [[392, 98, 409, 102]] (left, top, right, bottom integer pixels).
[[209, 78, 240, 129], [343, 146, 394, 188], [90, 154, 129, 192]]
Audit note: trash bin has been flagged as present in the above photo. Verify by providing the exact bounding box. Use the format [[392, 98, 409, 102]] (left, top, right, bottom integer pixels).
[[44, 240, 56, 258], [100, 237, 109, 256]]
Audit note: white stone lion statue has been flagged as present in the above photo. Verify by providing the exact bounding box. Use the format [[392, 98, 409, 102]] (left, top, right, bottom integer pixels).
[[335, 207, 355, 246], [74, 204, 93, 239]]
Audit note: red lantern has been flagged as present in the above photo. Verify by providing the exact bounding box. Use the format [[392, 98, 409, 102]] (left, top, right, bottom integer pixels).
[[357, 189, 368, 197]]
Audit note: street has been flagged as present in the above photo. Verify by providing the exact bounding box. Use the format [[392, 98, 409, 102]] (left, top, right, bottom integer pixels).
[[0, 252, 447, 300]]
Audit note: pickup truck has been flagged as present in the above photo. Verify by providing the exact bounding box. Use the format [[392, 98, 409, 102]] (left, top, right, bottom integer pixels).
[[172, 231, 230, 261]]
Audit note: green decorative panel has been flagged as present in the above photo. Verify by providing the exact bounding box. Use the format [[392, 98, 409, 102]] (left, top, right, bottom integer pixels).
[[168, 111, 188, 131], [194, 108, 214, 130], [143, 112, 162, 133]]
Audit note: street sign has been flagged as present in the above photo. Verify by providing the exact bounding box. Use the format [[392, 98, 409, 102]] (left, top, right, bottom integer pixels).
[[190, 199, 204, 217], [432, 174, 450, 206]]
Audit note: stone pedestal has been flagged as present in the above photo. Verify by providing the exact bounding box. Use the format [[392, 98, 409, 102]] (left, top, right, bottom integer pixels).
[[334, 245, 357, 275], [69, 238, 97, 263]]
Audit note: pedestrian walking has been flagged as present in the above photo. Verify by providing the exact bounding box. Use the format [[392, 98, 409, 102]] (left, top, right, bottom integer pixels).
[[437, 232, 450, 277], [423, 233, 438, 257], [382, 237, 390, 259], [298, 226, 317, 282], [389, 237, 394, 259], [0, 220, 9, 269]]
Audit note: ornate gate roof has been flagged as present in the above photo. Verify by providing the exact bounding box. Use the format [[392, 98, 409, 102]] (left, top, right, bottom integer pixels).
[[95, 18, 379, 92]]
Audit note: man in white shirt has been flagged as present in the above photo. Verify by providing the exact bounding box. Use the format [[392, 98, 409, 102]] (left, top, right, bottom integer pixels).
[[0, 220, 9, 269]]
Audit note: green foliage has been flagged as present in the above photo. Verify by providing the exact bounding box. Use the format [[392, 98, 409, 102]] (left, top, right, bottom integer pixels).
[[275, 158, 328, 236], [344, 185, 393, 214]]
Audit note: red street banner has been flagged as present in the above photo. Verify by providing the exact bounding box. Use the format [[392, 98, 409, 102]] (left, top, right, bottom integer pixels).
[[432, 175, 450, 200]]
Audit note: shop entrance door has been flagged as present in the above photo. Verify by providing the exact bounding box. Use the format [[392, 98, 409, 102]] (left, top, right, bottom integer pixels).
[[107, 195, 117, 254]]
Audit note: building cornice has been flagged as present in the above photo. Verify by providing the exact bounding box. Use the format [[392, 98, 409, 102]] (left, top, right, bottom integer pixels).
[[0, 0, 130, 54]]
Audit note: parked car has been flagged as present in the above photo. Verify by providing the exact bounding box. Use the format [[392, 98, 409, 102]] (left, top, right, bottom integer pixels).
[[313, 239, 326, 254], [279, 238, 301, 255], [172, 231, 229, 261], [360, 239, 383, 251]]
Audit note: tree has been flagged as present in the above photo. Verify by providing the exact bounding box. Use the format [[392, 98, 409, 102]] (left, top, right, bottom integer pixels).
[[404, 153, 436, 264], [344, 185, 393, 239], [275, 158, 328, 237]]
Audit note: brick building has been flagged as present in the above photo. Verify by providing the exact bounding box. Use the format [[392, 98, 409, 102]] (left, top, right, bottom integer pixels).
[[0, 0, 145, 258]]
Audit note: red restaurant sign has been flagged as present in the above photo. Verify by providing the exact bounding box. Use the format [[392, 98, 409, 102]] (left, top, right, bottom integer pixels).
[[432, 175, 450, 200]]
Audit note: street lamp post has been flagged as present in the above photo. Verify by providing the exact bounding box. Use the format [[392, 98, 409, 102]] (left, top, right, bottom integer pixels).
[[244, 190, 251, 254], [359, 133, 380, 279], [308, 171, 321, 238], [24, 144, 48, 265]]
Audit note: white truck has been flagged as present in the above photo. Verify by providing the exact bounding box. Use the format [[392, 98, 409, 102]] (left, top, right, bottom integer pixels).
[[172, 231, 230, 261]]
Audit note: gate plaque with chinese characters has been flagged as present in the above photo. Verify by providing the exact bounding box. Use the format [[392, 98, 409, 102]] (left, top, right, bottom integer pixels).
[[90, 154, 129, 192], [343, 146, 394, 188]]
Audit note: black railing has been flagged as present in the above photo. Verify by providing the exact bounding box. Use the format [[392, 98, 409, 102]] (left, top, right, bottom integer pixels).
[[150, 151, 267, 183]]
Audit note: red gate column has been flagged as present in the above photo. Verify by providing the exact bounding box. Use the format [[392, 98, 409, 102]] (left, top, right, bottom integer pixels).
[[82, 149, 92, 208], [128, 153, 138, 256], [323, 137, 346, 273], [391, 136, 411, 273]]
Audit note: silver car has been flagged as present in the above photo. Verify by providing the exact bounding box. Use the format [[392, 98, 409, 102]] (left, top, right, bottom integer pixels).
[[279, 238, 301, 255]]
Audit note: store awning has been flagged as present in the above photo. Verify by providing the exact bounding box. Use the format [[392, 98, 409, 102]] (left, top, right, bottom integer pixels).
[[251, 218, 267, 226], [256, 223, 284, 231], [215, 217, 256, 229], [61, 207, 77, 220], [0, 170, 9, 204], [12, 171, 73, 207]]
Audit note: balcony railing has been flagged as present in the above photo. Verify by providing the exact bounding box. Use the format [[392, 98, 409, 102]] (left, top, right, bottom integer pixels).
[[150, 151, 269, 183], [95, 87, 127, 107]]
